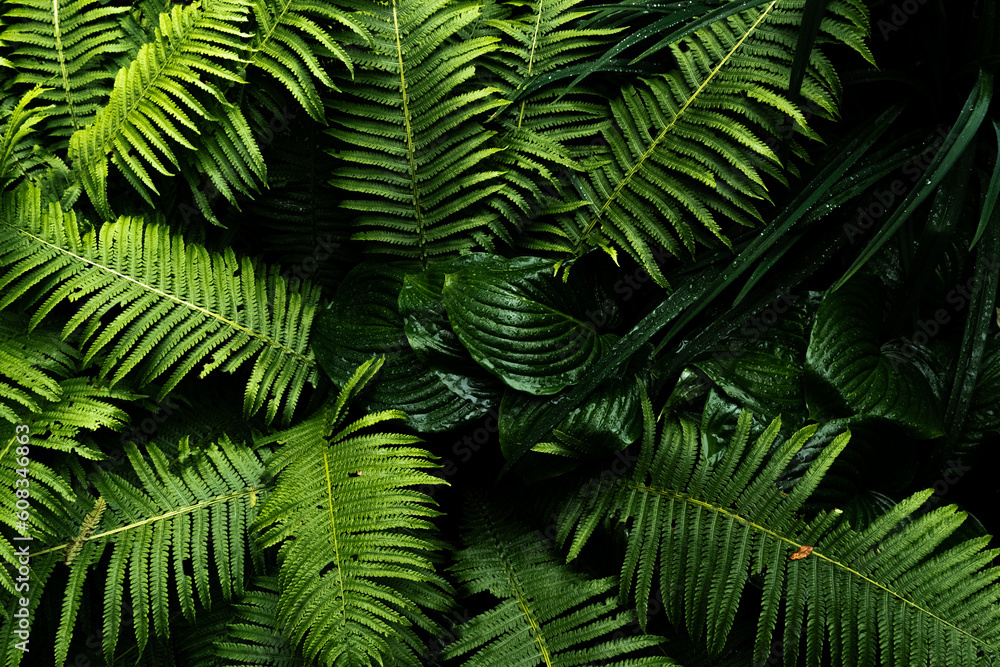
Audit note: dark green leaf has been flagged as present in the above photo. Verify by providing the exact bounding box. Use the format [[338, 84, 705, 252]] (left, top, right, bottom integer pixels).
[[313, 263, 500, 432], [969, 121, 1000, 250], [787, 0, 831, 99], [501, 104, 899, 475], [805, 274, 944, 438], [443, 255, 618, 395]]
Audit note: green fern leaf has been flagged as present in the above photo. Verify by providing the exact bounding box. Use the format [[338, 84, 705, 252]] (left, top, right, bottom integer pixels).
[[0, 86, 52, 194], [40, 436, 264, 664], [67, 0, 253, 218], [0, 424, 78, 552], [0, 312, 75, 422], [210, 575, 302, 665], [0, 312, 140, 457], [0, 185, 320, 423], [326, 0, 510, 263], [566, 0, 872, 286], [556, 387, 1000, 664], [0, 0, 131, 142], [254, 358, 453, 666], [477, 0, 623, 243], [444, 491, 680, 666], [244, 0, 366, 121]]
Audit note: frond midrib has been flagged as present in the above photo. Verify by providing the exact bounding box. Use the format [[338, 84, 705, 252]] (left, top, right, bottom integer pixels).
[[50, 0, 80, 130], [630, 479, 997, 651], [392, 0, 428, 265], [27, 487, 257, 558], [72, 9, 194, 173], [575, 0, 780, 248], [322, 449, 350, 639], [480, 496, 554, 665], [8, 223, 315, 365]]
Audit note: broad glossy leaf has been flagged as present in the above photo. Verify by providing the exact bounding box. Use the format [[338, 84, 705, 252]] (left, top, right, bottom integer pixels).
[[312, 263, 500, 432], [693, 291, 810, 429], [399, 256, 493, 371], [805, 274, 944, 438], [500, 376, 643, 460], [443, 255, 618, 395], [698, 387, 749, 464]]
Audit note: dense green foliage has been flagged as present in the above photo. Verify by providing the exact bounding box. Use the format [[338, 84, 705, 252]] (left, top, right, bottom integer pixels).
[[0, 0, 999, 665]]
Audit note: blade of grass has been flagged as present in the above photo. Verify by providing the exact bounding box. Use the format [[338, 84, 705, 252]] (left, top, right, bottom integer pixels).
[[628, 0, 774, 64], [651, 104, 903, 357], [788, 0, 831, 98], [557, 0, 769, 100], [733, 131, 924, 305], [832, 70, 993, 291], [941, 176, 1000, 455], [969, 120, 1000, 250]]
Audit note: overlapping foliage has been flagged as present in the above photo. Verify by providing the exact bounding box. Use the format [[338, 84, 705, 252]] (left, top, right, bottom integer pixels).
[[1, 0, 998, 665]]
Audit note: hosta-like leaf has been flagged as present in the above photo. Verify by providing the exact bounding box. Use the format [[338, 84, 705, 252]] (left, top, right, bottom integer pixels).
[[443, 254, 618, 395], [500, 376, 643, 458], [499, 375, 644, 482], [312, 262, 500, 432], [694, 290, 810, 428], [805, 273, 944, 438], [399, 255, 494, 371]]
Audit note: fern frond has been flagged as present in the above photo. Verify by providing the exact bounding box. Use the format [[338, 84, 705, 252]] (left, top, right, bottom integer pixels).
[[564, 0, 873, 286], [243, 0, 367, 121], [177, 100, 267, 223], [63, 496, 105, 565], [254, 358, 453, 666], [556, 388, 1000, 664], [474, 0, 622, 247], [67, 0, 254, 218], [0, 186, 320, 423], [0, 425, 78, 542], [39, 436, 264, 664], [0, 0, 130, 143], [443, 491, 679, 666], [0, 312, 75, 422], [0, 85, 51, 194], [326, 0, 510, 263], [28, 377, 139, 457], [210, 575, 302, 665], [0, 312, 139, 457]]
